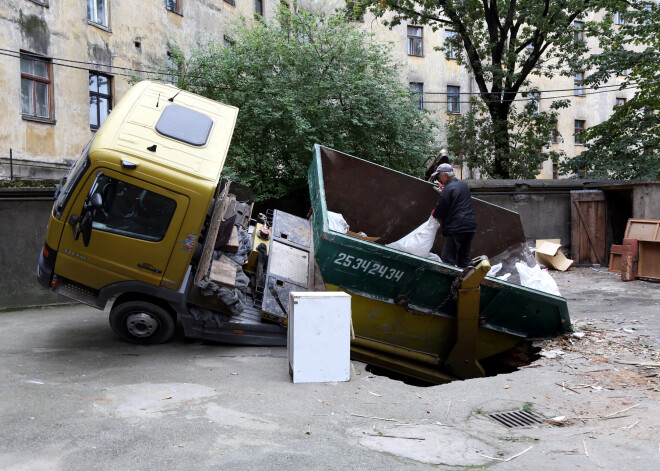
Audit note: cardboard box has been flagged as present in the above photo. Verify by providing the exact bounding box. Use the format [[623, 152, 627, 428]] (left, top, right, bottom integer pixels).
[[535, 239, 574, 271]]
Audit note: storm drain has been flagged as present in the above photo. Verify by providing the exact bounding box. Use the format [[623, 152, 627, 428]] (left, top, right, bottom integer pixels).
[[487, 410, 545, 428]]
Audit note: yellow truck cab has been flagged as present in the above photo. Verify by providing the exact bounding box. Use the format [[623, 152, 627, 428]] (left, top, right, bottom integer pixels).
[[37, 81, 314, 345]]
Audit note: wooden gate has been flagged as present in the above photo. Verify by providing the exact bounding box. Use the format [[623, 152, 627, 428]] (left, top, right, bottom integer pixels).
[[571, 190, 607, 266]]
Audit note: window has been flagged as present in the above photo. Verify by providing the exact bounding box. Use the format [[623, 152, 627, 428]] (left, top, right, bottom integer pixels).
[[574, 72, 585, 96], [407, 26, 423, 56], [444, 30, 458, 60], [224, 0, 236, 5], [574, 120, 586, 145], [223, 35, 235, 48], [255, 0, 263, 16], [529, 91, 540, 114], [28, 0, 49, 6], [526, 43, 540, 68], [615, 97, 626, 107], [447, 86, 460, 114], [409, 82, 424, 110], [614, 11, 626, 25], [20, 53, 52, 120], [345, 1, 364, 22], [89, 72, 111, 130], [551, 124, 560, 144], [87, 0, 108, 27], [553, 163, 558, 180], [166, 52, 183, 84], [166, 0, 182, 15], [90, 175, 177, 242], [574, 21, 584, 42]]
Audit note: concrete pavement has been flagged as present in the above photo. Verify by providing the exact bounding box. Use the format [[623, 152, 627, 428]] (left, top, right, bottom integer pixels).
[[0, 267, 658, 470]]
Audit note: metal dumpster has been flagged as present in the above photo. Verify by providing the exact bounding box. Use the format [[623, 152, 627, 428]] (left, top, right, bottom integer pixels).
[[308, 145, 571, 383]]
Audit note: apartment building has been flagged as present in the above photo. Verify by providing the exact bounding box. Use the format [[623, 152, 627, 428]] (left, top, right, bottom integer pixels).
[[0, 0, 271, 179], [353, 6, 638, 179], [0, 1, 638, 180]]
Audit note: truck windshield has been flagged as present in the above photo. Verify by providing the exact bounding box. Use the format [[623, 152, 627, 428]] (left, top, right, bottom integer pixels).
[[54, 140, 92, 219]]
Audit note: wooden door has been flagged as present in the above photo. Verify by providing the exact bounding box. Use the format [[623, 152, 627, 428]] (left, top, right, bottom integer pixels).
[[571, 190, 607, 266]]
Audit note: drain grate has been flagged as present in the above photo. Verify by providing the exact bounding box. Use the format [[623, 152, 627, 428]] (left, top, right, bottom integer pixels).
[[487, 410, 545, 428]]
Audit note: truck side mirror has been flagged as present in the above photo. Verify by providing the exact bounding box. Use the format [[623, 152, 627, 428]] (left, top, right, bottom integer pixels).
[[69, 214, 80, 240], [90, 192, 103, 210]]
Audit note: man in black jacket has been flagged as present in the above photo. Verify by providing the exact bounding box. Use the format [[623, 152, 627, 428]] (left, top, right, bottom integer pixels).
[[431, 164, 477, 268]]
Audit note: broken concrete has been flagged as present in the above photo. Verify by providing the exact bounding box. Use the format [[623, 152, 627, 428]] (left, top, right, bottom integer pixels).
[[0, 267, 658, 470]]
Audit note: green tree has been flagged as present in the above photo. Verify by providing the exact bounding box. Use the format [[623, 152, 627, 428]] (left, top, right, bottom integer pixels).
[[170, 6, 437, 200], [446, 97, 566, 178], [561, 1, 660, 179], [368, 0, 610, 178]]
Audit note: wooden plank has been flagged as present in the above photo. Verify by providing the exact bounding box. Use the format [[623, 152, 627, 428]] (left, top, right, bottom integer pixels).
[[209, 255, 237, 288], [194, 182, 231, 285], [221, 226, 239, 253], [638, 241, 660, 280], [624, 219, 660, 242]]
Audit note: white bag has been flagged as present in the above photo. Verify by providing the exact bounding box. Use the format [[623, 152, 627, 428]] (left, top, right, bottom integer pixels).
[[515, 262, 561, 296], [327, 211, 349, 234], [386, 217, 440, 258]]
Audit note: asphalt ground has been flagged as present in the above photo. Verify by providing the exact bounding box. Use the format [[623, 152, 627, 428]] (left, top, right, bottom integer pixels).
[[1, 267, 658, 470]]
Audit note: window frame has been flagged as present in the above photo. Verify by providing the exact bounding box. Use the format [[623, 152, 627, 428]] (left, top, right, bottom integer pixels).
[[20, 52, 54, 122], [89, 71, 112, 131], [409, 82, 424, 110], [614, 11, 626, 25], [444, 30, 458, 60], [574, 21, 585, 42], [165, 0, 183, 15], [551, 123, 560, 144], [407, 25, 423, 57], [345, 1, 365, 22], [574, 72, 585, 97], [87, 0, 109, 28], [254, 0, 263, 16], [447, 85, 461, 114], [529, 91, 540, 114], [615, 97, 626, 107], [223, 0, 236, 6], [574, 119, 586, 146]]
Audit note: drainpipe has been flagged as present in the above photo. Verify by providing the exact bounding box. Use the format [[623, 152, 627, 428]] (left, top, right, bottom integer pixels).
[[9, 148, 13, 181]]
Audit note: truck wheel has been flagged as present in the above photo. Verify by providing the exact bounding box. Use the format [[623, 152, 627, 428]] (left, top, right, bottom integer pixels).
[[109, 301, 175, 344]]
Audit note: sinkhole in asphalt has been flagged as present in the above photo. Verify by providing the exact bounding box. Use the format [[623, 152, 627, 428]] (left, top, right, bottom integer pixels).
[[365, 341, 542, 387]]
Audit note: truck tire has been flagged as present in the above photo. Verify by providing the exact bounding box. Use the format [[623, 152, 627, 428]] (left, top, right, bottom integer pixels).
[[109, 300, 175, 344]]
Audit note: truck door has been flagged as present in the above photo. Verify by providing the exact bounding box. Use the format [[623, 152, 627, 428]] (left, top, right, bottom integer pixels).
[[55, 168, 189, 289]]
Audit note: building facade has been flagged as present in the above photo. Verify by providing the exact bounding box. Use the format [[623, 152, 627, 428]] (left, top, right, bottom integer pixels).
[[0, 0, 638, 180], [0, 0, 272, 179]]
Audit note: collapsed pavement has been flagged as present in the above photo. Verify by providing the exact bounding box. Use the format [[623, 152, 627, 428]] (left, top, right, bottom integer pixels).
[[0, 267, 658, 470]]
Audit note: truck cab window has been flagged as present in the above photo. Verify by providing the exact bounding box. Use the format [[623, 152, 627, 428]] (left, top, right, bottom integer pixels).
[[91, 175, 177, 242]]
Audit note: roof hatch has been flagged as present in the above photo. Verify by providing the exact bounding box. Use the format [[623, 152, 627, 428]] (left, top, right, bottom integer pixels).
[[155, 104, 213, 147]]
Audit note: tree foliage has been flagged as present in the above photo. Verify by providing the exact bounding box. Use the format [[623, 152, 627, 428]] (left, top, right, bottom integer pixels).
[[169, 6, 437, 200], [561, 1, 660, 180], [446, 97, 567, 178], [367, 0, 610, 178]]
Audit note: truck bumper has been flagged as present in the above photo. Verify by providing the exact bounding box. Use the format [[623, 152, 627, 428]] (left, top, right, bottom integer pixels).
[[36, 243, 56, 289]]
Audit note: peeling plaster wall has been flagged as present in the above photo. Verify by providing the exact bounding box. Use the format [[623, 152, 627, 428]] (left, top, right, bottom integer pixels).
[[0, 0, 270, 179]]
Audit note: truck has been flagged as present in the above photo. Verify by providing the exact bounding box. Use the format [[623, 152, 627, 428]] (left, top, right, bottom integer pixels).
[[37, 81, 571, 385], [36, 81, 314, 346]]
